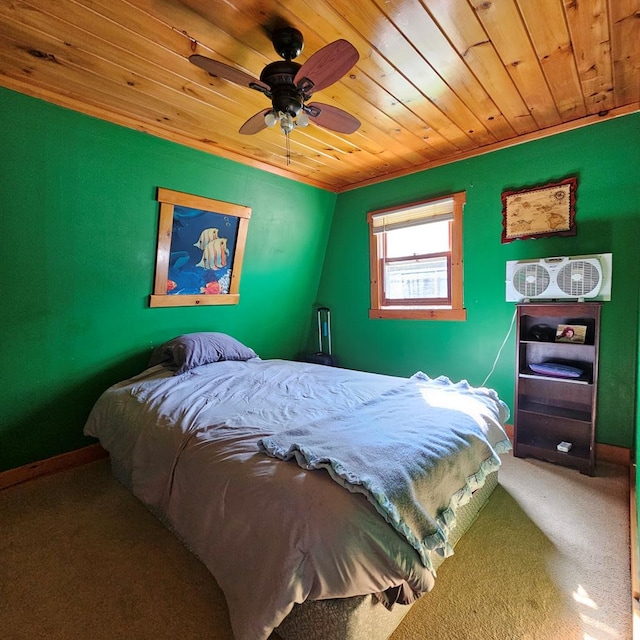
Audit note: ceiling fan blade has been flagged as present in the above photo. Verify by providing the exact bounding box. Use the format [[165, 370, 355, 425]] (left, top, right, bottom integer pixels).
[[305, 102, 361, 134], [189, 54, 269, 93], [239, 109, 272, 135], [294, 40, 359, 95]]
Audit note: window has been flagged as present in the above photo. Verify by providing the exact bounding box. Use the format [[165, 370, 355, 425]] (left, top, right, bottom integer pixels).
[[368, 192, 466, 320]]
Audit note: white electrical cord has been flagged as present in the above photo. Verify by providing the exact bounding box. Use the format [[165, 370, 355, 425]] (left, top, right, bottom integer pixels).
[[481, 306, 517, 387]]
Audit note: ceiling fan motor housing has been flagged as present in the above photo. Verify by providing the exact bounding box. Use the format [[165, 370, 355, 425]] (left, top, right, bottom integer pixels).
[[260, 60, 304, 116]]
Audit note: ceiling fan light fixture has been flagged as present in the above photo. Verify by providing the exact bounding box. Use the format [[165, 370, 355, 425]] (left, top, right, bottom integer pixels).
[[296, 112, 309, 127], [264, 111, 278, 127]]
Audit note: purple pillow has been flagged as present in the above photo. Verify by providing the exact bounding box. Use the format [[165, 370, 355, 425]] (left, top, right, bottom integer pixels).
[[149, 332, 258, 374]]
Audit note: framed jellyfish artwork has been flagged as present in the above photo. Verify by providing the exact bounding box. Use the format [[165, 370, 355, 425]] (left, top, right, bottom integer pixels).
[[149, 188, 251, 307]]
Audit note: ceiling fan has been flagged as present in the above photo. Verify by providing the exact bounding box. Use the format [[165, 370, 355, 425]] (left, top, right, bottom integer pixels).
[[189, 27, 360, 163]]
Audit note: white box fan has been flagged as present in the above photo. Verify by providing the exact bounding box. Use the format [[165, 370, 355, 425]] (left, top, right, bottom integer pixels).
[[506, 253, 612, 302]]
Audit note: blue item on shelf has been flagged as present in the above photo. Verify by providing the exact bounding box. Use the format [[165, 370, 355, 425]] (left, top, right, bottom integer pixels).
[[529, 362, 584, 378]]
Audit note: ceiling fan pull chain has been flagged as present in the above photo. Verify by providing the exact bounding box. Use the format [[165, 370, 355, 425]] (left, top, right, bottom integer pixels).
[[286, 130, 291, 165]]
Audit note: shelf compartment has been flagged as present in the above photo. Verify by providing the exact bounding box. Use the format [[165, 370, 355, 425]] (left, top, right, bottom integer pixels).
[[516, 415, 592, 452], [518, 399, 591, 423], [515, 432, 590, 459], [519, 310, 597, 346], [517, 376, 594, 409]]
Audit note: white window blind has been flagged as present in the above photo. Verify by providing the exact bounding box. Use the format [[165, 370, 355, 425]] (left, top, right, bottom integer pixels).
[[371, 197, 454, 234]]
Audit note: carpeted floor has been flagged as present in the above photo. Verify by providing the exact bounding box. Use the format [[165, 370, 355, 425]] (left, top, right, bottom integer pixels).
[[0, 453, 630, 640], [391, 454, 631, 640]]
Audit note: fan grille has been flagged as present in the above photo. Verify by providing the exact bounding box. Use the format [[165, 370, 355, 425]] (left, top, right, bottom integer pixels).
[[513, 264, 550, 297], [557, 261, 601, 296]]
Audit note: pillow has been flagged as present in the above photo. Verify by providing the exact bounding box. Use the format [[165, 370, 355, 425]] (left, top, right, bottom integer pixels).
[[149, 332, 257, 374], [529, 362, 584, 379]]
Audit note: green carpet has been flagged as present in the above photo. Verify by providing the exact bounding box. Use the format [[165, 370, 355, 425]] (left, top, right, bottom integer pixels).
[[0, 453, 630, 639]]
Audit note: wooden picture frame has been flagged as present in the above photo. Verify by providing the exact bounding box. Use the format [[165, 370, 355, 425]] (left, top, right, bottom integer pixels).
[[149, 188, 251, 307], [501, 176, 577, 243]]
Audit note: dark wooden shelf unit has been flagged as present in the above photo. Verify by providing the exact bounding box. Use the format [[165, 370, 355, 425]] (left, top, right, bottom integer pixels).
[[514, 302, 601, 475]]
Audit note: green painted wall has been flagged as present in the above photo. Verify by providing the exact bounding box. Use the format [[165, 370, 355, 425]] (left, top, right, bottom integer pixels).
[[2, 84, 638, 474], [0, 88, 336, 473], [318, 112, 640, 449]]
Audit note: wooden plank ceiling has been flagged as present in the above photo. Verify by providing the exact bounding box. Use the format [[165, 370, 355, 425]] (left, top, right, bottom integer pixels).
[[0, 0, 638, 192]]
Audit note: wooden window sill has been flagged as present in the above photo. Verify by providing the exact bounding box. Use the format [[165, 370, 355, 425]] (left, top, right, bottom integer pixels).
[[369, 308, 467, 321]]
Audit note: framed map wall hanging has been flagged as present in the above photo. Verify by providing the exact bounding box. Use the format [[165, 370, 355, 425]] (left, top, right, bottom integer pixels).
[[501, 177, 577, 243], [149, 188, 251, 307]]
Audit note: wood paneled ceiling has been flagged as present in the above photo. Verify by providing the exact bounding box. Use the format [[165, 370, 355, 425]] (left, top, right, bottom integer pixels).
[[1, 0, 638, 192]]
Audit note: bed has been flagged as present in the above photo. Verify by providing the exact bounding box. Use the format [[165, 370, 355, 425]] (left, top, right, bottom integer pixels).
[[84, 333, 511, 640]]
